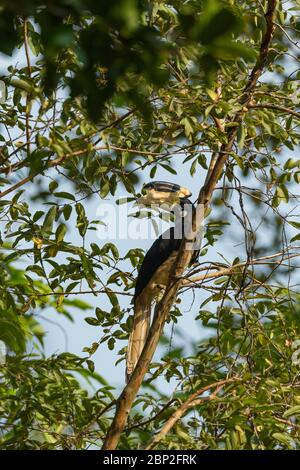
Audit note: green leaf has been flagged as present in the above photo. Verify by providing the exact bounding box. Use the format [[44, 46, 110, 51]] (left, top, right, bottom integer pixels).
[[95, 308, 108, 321], [33, 210, 44, 222], [284, 158, 298, 170], [275, 185, 289, 204], [206, 88, 218, 101], [100, 181, 110, 198], [290, 233, 300, 243], [49, 181, 58, 193], [212, 40, 255, 61], [150, 165, 157, 178], [237, 123, 247, 149], [283, 405, 300, 418], [63, 204, 72, 221], [65, 282, 79, 293], [90, 243, 101, 256], [121, 151, 130, 166], [54, 192, 75, 201], [76, 203, 88, 237], [86, 359, 95, 372], [181, 117, 194, 138], [160, 164, 177, 175], [26, 265, 45, 277], [108, 337, 116, 350], [42, 206, 57, 234], [84, 317, 100, 326], [272, 433, 293, 446], [55, 223, 67, 243]]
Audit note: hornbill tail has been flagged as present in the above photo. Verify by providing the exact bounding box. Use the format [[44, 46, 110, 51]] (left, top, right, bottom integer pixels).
[[126, 296, 151, 382]]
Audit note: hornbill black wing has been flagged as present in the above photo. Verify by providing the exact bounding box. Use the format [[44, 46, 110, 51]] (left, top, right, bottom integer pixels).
[[127, 228, 199, 381], [126, 228, 180, 381]]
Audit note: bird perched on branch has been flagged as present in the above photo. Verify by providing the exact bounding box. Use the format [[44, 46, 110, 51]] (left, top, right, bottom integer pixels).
[[126, 181, 200, 381]]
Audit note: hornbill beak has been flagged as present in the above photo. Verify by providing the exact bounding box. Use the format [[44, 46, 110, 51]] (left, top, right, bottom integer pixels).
[[137, 181, 192, 207]]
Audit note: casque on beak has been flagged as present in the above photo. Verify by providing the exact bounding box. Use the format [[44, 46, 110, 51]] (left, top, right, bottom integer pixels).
[[137, 181, 192, 208]]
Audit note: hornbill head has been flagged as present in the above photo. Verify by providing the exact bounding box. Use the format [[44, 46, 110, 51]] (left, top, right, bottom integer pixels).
[[137, 181, 192, 208]]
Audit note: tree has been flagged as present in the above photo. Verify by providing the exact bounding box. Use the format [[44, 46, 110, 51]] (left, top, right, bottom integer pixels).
[[1, 0, 300, 450]]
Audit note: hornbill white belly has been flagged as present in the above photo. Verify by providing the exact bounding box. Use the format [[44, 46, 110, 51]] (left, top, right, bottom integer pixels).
[[126, 181, 199, 381]]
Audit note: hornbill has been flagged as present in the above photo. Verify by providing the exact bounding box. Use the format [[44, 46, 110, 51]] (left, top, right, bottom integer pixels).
[[126, 181, 200, 381]]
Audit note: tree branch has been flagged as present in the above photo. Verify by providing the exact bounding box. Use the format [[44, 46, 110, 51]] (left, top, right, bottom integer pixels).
[[183, 249, 300, 286], [24, 17, 32, 157], [0, 174, 33, 199], [248, 103, 300, 119], [102, 0, 277, 450], [145, 377, 242, 450]]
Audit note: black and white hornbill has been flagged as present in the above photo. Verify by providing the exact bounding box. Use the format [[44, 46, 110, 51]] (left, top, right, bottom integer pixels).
[[126, 181, 200, 381]]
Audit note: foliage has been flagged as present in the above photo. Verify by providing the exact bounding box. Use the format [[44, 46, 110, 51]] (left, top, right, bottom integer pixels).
[[1, 0, 300, 450]]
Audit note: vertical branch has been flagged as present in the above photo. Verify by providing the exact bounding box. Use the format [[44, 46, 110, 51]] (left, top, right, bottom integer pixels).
[[102, 0, 277, 450], [24, 17, 31, 157]]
